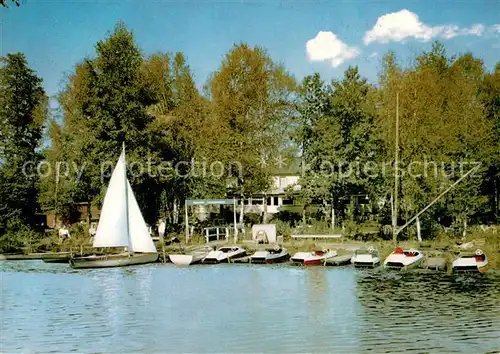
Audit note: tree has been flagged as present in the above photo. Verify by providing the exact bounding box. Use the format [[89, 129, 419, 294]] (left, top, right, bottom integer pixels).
[[56, 22, 161, 225], [295, 68, 377, 229], [374, 43, 495, 239], [142, 52, 220, 227], [208, 43, 296, 222], [0, 53, 47, 235], [480, 62, 500, 221]]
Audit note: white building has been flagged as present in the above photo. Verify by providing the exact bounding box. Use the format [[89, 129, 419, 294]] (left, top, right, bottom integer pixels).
[[237, 160, 301, 215]]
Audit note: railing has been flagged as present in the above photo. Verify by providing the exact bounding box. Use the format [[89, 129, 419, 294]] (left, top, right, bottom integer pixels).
[[291, 234, 342, 240], [203, 226, 229, 243]]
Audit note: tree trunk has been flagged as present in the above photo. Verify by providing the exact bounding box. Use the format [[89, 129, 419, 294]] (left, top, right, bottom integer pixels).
[[239, 199, 244, 224], [416, 215, 422, 242], [462, 217, 467, 239], [263, 194, 268, 224], [331, 204, 335, 230], [173, 198, 179, 224]]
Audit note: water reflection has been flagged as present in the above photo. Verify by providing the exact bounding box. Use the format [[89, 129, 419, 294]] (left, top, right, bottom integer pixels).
[[1, 261, 500, 353], [355, 270, 500, 353]]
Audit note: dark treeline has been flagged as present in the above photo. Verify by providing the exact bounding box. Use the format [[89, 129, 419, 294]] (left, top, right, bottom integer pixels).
[[1, 23, 499, 248]]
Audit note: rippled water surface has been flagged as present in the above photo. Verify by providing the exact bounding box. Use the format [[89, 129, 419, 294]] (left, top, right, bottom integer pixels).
[[1, 261, 500, 353]]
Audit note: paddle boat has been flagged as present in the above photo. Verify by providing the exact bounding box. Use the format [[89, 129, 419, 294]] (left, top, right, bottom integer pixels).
[[290, 249, 337, 266], [250, 246, 289, 264], [383, 247, 423, 270], [202, 245, 246, 264], [452, 249, 488, 273], [351, 247, 380, 268], [169, 245, 214, 266]]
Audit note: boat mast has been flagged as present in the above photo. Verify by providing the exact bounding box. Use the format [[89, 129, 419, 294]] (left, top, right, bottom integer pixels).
[[392, 92, 399, 243], [122, 142, 132, 253]]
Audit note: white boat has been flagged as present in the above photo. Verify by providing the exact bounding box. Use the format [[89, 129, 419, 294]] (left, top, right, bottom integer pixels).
[[250, 246, 289, 264], [202, 245, 246, 264], [383, 247, 423, 270], [169, 245, 213, 266], [452, 249, 488, 273], [290, 249, 337, 266], [351, 247, 380, 268], [70, 145, 158, 269]]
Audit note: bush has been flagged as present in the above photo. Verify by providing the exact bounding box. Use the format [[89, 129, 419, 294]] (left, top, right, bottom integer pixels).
[[273, 220, 291, 239], [0, 228, 43, 254], [244, 213, 261, 226]]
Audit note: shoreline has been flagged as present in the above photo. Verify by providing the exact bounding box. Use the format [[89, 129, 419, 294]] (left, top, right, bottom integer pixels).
[[3, 237, 497, 271]]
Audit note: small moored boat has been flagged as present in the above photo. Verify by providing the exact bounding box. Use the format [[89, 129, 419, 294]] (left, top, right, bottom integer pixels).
[[290, 249, 337, 266], [169, 245, 213, 266], [202, 246, 246, 264], [325, 254, 353, 266], [351, 247, 380, 268], [250, 246, 289, 264], [452, 249, 488, 273], [70, 145, 158, 269], [383, 247, 423, 270]]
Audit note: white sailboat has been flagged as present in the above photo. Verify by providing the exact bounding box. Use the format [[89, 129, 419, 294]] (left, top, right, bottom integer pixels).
[[70, 144, 158, 269]]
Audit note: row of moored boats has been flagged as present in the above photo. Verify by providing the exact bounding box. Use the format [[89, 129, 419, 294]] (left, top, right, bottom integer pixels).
[[168, 245, 489, 273]]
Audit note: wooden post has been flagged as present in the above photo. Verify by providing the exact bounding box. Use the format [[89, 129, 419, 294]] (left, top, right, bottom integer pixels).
[[160, 229, 167, 263], [416, 216, 422, 242], [233, 198, 238, 243], [185, 201, 189, 243], [331, 202, 335, 230]]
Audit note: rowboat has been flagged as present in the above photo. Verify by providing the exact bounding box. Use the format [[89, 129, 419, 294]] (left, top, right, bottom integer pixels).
[[452, 249, 488, 273], [290, 249, 337, 266], [202, 246, 246, 264], [351, 247, 380, 268], [383, 247, 423, 270], [250, 246, 289, 264], [169, 245, 213, 266], [70, 144, 158, 269]]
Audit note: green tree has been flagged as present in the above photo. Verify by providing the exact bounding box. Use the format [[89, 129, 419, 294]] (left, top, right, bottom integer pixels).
[[296, 68, 377, 229], [481, 62, 500, 221], [56, 22, 161, 225], [0, 53, 47, 235], [209, 43, 296, 222]]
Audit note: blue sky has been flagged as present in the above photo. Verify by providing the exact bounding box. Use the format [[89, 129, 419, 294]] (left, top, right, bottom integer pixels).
[[1, 0, 499, 106]]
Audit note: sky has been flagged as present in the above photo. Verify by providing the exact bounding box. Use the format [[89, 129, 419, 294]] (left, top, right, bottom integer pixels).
[[1, 0, 499, 109]]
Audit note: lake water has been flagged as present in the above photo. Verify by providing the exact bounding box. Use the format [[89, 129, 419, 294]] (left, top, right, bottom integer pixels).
[[1, 261, 500, 353]]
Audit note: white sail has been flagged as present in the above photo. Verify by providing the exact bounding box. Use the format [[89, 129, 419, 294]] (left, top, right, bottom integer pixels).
[[93, 150, 129, 248], [127, 180, 157, 253]]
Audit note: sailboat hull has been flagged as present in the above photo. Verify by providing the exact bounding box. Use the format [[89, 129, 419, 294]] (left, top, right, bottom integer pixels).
[[69, 252, 158, 269]]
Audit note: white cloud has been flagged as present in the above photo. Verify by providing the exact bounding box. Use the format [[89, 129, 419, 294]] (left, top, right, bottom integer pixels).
[[306, 31, 360, 67], [369, 52, 378, 58], [489, 24, 500, 33], [363, 9, 484, 45]]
